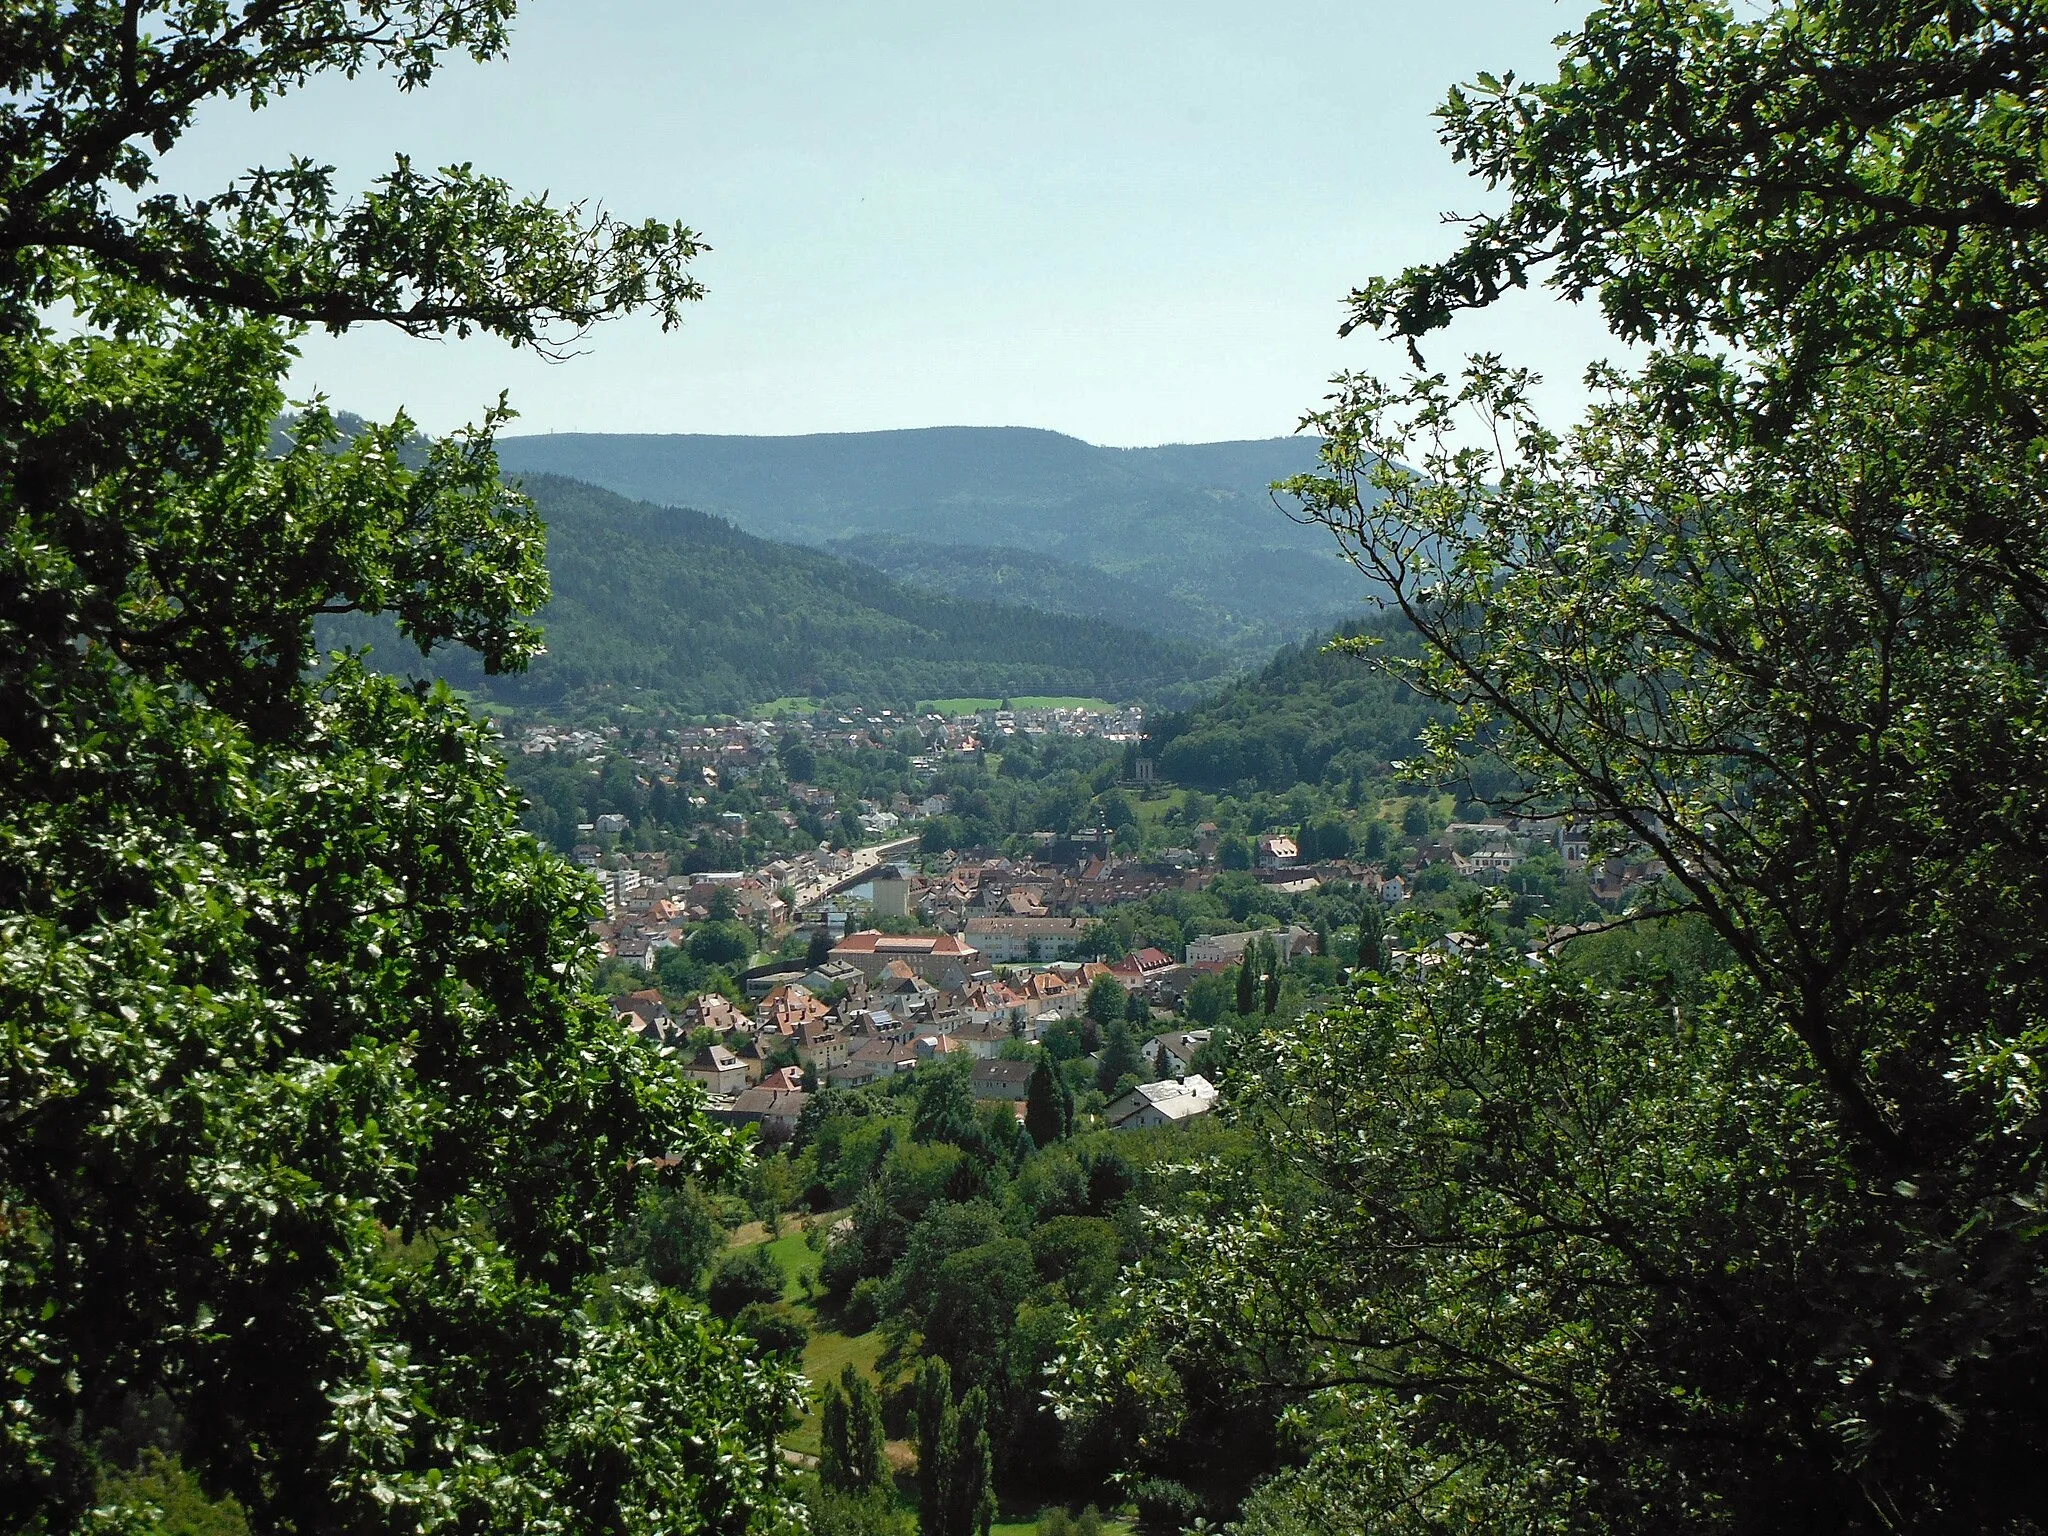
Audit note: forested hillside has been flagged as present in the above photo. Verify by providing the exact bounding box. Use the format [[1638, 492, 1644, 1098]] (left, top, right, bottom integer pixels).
[[358, 474, 1224, 714], [822, 535, 1275, 658], [494, 427, 1367, 652], [1145, 615, 1440, 792]]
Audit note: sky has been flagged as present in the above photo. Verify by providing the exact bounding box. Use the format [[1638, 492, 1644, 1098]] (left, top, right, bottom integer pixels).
[[162, 1, 1613, 446]]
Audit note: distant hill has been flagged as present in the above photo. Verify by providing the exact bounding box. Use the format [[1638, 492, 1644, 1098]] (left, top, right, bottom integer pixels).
[[821, 535, 1249, 651], [492, 427, 1371, 656], [336, 474, 1225, 715], [1145, 615, 1441, 792]]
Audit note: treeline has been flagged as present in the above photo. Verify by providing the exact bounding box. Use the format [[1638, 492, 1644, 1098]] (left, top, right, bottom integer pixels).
[[439, 476, 1227, 714], [1144, 616, 1441, 792]]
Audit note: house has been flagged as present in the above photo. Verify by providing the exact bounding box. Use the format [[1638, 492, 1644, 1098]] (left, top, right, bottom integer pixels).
[[831, 930, 982, 990], [1184, 926, 1319, 967], [1256, 834, 1299, 869], [682, 1043, 747, 1095], [678, 992, 743, 1033], [971, 1058, 1036, 1101], [716, 1086, 807, 1143], [759, 982, 829, 1032], [943, 1019, 1018, 1058], [758, 1066, 806, 1093], [1105, 1075, 1219, 1131], [800, 960, 867, 998], [962, 915, 1089, 963], [1108, 947, 1175, 986], [611, 988, 669, 1034], [1143, 1030, 1212, 1079], [828, 1037, 919, 1087]]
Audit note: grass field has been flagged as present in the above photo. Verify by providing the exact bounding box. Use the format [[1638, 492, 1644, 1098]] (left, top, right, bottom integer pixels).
[[752, 696, 819, 718], [918, 696, 1116, 716]]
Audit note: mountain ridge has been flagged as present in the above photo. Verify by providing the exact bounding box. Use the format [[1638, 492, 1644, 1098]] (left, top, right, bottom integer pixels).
[[492, 426, 1368, 655], [335, 473, 1226, 715]]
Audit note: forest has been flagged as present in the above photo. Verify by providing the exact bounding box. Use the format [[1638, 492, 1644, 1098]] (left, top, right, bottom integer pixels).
[[337, 474, 1226, 716]]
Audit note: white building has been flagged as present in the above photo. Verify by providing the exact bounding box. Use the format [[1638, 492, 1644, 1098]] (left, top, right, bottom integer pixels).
[[1105, 1075, 1218, 1131]]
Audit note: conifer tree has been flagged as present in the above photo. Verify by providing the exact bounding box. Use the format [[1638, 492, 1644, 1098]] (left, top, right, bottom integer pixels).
[[1097, 1020, 1145, 1095], [1024, 1054, 1070, 1147], [835, 1365, 889, 1494], [820, 1378, 853, 1492], [914, 1357, 961, 1536], [1357, 900, 1388, 973], [1262, 968, 1280, 1015], [1235, 953, 1258, 1015]]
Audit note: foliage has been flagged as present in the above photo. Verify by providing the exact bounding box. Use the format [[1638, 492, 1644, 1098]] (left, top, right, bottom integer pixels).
[[1145, 616, 1438, 793], [382, 475, 1222, 715], [1076, 2, 2048, 1531], [1086, 976, 1128, 1029], [1095, 1024, 1144, 1097], [1025, 1055, 1075, 1148], [913, 1357, 996, 1536], [0, 9, 810, 1530], [708, 1245, 786, 1320], [806, 1482, 918, 1536], [733, 1302, 809, 1355], [623, 1182, 727, 1291], [96, 1452, 250, 1536], [820, 1364, 891, 1495]]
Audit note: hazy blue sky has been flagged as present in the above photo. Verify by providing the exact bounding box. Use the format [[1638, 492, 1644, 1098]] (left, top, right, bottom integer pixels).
[[163, 1, 1610, 445]]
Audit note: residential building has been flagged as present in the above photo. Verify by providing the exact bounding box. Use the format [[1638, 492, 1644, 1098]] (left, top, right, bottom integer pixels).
[[1143, 1030, 1212, 1079], [715, 1086, 807, 1143], [1256, 834, 1299, 869], [1105, 1075, 1219, 1131], [961, 915, 1089, 963], [971, 1059, 1036, 1101], [682, 1043, 747, 1095], [1184, 925, 1319, 967], [831, 930, 982, 990]]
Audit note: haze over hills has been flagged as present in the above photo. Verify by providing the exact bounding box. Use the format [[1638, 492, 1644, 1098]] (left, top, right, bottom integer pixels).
[[341, 474, 1225, 715], [493, 426, 1370, 658]]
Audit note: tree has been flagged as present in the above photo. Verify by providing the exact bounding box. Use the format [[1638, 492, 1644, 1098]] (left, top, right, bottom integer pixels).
[[1356, 901, 1388, 973], [914, 1357, 995, 1536], [845, 1366, 890, 1494], [820, 1364, 888, 1495], [625, 1182, 726, 1291], [1096, 1021, 1144, 1096], [807, 927, 835, 968], [706, 1245, 784, 1320], [780, 738, 817, 784], [1077, 2, 2048, 1530], [1235, 953, 1258, 1016], [1261, 967, 1280, 1016], [1086, 974, 1128, 1029], [911, 1059, 988, 1154], [1024, 1055, 1073, 1148], [1124, 987, 1152, 1026], [914, 1357, 959, 1535], [688, 918, 754, 968], [1185, 973, 1231, 1027], [0, 6, 798, 1532]]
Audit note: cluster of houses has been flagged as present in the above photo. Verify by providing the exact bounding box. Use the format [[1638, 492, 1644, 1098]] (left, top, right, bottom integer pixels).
[[609, 921, 1251, 1143]]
